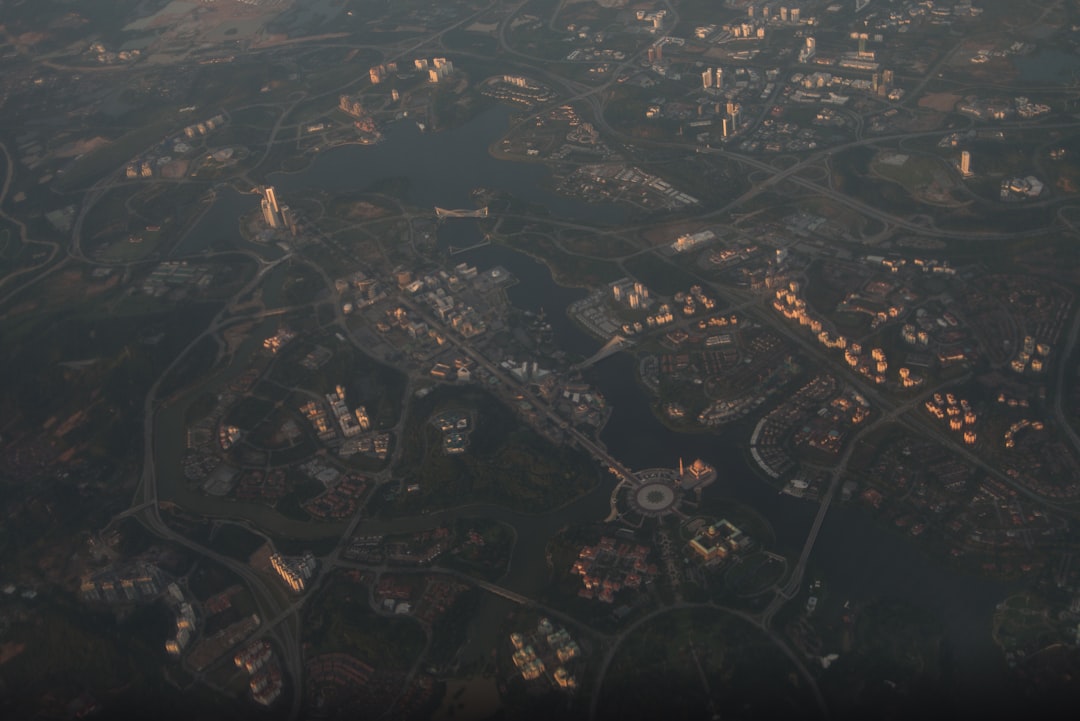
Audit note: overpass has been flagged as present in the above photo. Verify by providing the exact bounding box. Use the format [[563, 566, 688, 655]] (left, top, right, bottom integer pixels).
[[435, 206, 489, 219], [472, 576, 531, 605]]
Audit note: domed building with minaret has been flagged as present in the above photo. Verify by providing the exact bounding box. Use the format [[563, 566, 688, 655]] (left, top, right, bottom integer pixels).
[[678, 458, 717, 492]]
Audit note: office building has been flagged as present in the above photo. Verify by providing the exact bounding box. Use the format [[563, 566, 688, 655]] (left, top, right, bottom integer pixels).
[[960, 150, 973, 177]]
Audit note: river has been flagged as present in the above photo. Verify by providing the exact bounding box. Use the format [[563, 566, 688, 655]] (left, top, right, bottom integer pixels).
[[161, 104, 1017, 712], [270, 104, 628, 226]]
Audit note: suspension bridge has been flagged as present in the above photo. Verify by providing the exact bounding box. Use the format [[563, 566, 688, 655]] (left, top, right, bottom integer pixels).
[[435, 206, 489, 220], [572, 334, 634, 370]]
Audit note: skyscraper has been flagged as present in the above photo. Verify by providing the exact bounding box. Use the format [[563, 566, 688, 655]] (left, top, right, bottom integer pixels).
[[264, 186, 279, 215], [261, 198, 279, 228], [261, 186, 281, 228]]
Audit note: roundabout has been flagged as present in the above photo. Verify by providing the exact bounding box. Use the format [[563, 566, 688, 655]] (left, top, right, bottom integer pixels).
[[610, 460, 719, 525], [633, 480, 678, 515], [624, 467, 683, 518]]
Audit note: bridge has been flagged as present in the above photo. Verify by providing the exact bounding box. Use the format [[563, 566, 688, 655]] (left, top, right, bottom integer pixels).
[[572, 334, 634, 370], [435, 206, 489, 219]]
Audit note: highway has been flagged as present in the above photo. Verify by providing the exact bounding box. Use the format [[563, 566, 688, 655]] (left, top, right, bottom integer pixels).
[[760, 426, 865, 629], [398, 296, 646, 488], [329, 559, 605, 639], [0, 142, 62, 297], [128, 251, 307, 718]]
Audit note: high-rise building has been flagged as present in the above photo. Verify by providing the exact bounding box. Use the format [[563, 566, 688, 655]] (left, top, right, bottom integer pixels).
[[960, 150, 973, 177], [281, 205, 298, 236], [791, 8, 800, 22], [715, 67, 723, 90], [261, 198, 279, 229], [264, 186, 279, 215], [702, 69, 713, 89], [270, 552, 316, 593], [260, 186, 282, 229]]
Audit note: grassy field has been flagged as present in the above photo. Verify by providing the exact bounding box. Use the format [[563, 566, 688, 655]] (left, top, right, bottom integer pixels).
[[624, 254, 701, 296], [992, 592, 1062, 653], [500, 232, 623, 287], [598, 607, 821, 721], [818, 600, 949, 717], [871, 153, 951, 194], [304, 574, 426, 667], [0, 224, 36, 277], [388, 385, 602, 515], [56, 120, 175, 192], [557, 229, 640, 259], [0, 596, 186, 717]]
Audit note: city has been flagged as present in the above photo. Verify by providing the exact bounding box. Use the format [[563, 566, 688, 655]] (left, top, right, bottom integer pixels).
[[2, 0, 1080, 720]]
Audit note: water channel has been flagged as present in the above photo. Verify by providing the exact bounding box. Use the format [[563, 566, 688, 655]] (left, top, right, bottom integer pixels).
[[1013, 48, 1080, 86], [162, 105, 1017, 712]]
